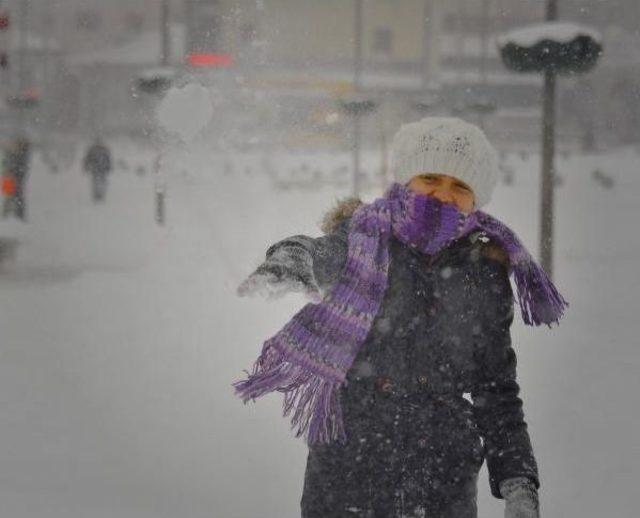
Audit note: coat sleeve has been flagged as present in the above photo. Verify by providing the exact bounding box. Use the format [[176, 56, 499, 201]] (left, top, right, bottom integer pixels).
[[263, 217, 350, 291], [471, 254, 540, 499]]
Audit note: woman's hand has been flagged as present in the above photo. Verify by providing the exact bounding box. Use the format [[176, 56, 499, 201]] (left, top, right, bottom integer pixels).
[[237, 245, 320, 299], [500, 477, 540, 518]]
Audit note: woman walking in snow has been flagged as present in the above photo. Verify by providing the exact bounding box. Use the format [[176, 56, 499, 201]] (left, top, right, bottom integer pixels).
[[234, 118, 567, 518]]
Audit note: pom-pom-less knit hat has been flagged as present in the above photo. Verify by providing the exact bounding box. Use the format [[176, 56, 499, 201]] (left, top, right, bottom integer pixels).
[[391, 117, 499, 208]]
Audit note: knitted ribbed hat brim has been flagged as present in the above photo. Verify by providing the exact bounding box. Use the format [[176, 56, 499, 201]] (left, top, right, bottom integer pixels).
[[390, 117, 499, 208]]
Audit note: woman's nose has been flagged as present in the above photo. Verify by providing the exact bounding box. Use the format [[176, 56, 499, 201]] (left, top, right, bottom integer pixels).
[[432, 188, 454, 203]]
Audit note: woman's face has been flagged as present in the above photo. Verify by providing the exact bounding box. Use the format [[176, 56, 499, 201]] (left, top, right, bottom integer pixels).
[[406, 173, 476, 213]]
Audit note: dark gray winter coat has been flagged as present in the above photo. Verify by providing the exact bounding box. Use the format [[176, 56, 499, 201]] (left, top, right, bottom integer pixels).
[[264, 206, 539, 517]]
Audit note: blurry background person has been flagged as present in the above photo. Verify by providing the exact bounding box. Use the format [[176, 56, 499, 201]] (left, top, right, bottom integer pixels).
[[2, 137, 31, 221], [83, 138, 113, 202]]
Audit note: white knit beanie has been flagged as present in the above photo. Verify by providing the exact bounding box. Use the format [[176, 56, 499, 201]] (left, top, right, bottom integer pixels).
[[390, 117, 499, 208]]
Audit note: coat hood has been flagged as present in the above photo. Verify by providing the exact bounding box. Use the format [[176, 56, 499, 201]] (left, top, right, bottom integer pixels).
[[320, 197, 363, 234]]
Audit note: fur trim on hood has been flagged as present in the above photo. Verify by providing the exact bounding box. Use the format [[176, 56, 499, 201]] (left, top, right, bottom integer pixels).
[[319, 197, 363, 234]]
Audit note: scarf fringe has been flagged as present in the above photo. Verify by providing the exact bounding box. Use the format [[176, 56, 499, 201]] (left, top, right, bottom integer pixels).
[[232, 343, 347, 445], [512, 260, 569, 327], [476, 209, 569, 328]]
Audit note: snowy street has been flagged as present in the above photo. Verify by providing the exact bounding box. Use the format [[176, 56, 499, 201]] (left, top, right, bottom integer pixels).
[[1, 141, 639, 518]]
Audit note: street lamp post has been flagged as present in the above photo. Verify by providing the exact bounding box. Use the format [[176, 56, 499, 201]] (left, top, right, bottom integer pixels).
[[156, 0, 172, 225], [540, 0, 558, 278], [421, 0, 431, 89], [161, 0, 170, 67], [352, 0, 363, 197], [16, 0, 29, 135], [339, 96, 377, 192], [478, 0, 490, 130], [497, 7, 602, 279]]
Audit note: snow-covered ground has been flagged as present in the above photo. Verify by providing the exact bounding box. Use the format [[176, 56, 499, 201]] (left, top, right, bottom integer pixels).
[[0, 140, 638, 518]]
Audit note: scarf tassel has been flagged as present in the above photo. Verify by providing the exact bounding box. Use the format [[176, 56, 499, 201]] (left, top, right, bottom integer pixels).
[[512, 260, 569, 327], [233, 343, 348, 445]]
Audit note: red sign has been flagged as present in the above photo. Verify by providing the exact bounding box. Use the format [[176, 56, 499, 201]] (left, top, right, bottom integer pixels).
[[187, 53, 234, 68], [2, 175, 16, 197], [0, 11, 9, 30]]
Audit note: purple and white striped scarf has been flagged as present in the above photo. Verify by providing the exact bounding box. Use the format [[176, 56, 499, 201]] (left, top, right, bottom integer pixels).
[[233, 183, 568, 445]]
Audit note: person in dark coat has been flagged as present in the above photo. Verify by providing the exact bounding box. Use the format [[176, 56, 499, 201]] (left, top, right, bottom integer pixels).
[[2, 137, 31, 220], [236, 118, 566, 518], [83, 138, 112, 202]]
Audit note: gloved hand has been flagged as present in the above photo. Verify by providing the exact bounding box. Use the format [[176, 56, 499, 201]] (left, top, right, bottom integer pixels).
[[237, 245, 320, 299], [500, 477, 540, 518]]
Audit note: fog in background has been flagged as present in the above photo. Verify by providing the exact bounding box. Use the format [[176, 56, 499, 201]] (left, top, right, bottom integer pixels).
[[0, 1, 638, 517]]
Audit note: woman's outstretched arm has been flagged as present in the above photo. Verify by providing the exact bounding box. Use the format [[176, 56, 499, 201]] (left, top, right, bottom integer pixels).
[[237, 218, 350, 298]]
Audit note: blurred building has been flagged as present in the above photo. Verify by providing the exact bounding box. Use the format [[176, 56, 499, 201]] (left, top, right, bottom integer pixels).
[[1, 0, 636, 150], [213, 0, 441, 81], [201, 0, 546, 149], [68, 24, 187, 136], [21, 0, 184, 54]]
